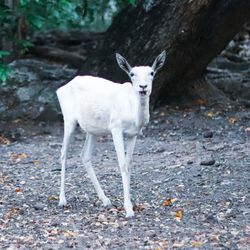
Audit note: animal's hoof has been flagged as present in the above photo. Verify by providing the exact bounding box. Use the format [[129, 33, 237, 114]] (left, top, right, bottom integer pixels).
[[125, 210, 135, 218], [103, 197, 111, 207], [58, 196, 67, 207]]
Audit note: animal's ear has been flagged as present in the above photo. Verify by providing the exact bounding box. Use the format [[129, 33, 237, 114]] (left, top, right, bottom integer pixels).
[[116, 53, 132, 75], [151, 50, 166, 73]]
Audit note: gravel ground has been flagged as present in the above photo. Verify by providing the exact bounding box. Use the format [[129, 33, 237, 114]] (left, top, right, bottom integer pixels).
[[0, 106, 249, 249]]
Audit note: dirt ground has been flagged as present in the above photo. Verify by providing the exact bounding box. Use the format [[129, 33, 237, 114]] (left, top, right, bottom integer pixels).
[[0, 105, 249, 249]]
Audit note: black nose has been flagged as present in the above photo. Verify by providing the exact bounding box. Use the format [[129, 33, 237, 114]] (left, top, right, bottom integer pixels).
[[139, 85, 147, 90]]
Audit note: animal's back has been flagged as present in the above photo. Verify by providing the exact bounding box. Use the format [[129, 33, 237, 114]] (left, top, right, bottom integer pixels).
[[57, 76, 136, 135]]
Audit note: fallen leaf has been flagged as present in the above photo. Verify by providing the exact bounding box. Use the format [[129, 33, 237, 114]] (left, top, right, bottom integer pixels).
[[15, 187, 23, 193], [228, 117, 237, 124], [3, 207, 20, 220], [162, 198, 177, 207], [114, 206, 124, 212], [0, 135, 11, 145], [196, 98, 207, 105], [207, 111, 215, 118], [48, 195, 58, 201], [33, 160, 40, 165], [11, 153, 28, 162], [210, 234, 220, 242], [62, 230, 76, 238], [173, 241, 184, 247], [12, 118, 22, 123], [192, 241, 203, 247], [175, 209, 183, 221], [133, 203, 150, 212]]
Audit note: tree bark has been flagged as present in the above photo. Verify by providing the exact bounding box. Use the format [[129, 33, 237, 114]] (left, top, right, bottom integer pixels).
[[79, 0, 250, 106]]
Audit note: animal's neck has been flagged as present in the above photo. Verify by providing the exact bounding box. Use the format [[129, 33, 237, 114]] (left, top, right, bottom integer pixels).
[[137, 96, 150, 128]]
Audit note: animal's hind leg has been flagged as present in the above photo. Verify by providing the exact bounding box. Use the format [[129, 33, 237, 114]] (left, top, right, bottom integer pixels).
[[81, 133, 111, 207], [59, 120, 76, 206]]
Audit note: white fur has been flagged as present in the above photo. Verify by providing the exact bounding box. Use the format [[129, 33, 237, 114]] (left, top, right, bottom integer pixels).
[[57, 52, 166, 218]]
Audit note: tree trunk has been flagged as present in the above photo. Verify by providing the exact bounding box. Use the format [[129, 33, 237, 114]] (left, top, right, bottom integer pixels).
[[79, 0, 250, 106]]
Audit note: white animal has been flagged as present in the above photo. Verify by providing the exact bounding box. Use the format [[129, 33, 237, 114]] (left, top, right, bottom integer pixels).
[[56, 51, 166, 218]]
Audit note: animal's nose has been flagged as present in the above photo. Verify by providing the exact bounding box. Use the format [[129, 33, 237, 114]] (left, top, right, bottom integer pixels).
[[139, 85, 147, 90]]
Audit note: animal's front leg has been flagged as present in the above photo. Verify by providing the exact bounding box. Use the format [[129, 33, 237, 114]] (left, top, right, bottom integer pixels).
[[126, 136, 137, 190], [112, 129, 134, 218]]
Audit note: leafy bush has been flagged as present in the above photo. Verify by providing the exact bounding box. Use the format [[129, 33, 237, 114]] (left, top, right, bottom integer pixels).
[[0, 51, 10, 82], [0, 0, 133, 83]]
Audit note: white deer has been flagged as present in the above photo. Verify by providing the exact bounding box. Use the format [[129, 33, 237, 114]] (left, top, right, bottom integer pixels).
[[56, 51, 166, 218]]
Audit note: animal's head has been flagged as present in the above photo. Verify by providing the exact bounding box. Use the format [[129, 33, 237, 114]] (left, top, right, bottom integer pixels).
[[116, 51, 166, 97]]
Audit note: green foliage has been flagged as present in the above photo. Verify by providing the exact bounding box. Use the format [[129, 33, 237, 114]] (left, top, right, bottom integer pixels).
[[128, 0, 137, 5], [0, 0, 134, 83], [0, 51, 10, 82]]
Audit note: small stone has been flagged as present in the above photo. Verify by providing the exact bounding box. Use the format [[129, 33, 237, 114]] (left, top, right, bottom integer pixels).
[[203, 131, 213, 138], [205, 213, 218, 223], [33, 204, 45, 210], [200, 159, 215, 166], [155, 147, 165, 153], [187, 160, 193, 165]]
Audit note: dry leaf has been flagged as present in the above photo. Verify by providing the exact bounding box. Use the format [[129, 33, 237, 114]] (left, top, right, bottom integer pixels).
[[196, 98, 207, 105], [162, 198, 177, 206], [0, 135, 11, 145], [12, 118, 22, 123], [228, 117, 237, 124], [48, 195, 58, 201], [3, 207, 20, 220], [33, 160, 40, 165], [114, 207, 125, 212], [15, 187, 23, 193], [62, 230, 76, 238], [175, 209, 183, 221], [133, 203, 150, 212], [11, 153, 28, 162], [210, 234, 220, 242], [173, 242, 184, 247], [207, 111, 215, 118], [192, 241, 203, 247]]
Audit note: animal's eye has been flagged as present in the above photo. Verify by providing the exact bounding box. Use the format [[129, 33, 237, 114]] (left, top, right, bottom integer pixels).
[[130, 72, 134, 77], [150, 71, 154, 76]]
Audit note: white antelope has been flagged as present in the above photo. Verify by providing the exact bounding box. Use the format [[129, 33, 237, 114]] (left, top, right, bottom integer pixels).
[[56, 51, 166, 217]]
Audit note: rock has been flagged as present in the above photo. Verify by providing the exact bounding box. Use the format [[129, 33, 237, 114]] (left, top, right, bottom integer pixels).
[[205, 213, 218, 223], [200, 159, 215, 166], [16, 86, 39, 102], [203, 131, 213, 138], [0, 59, 77, 121], [33, 203, 45, 210], [155, 147, 165, 153], [206, 31, 250, 105]]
